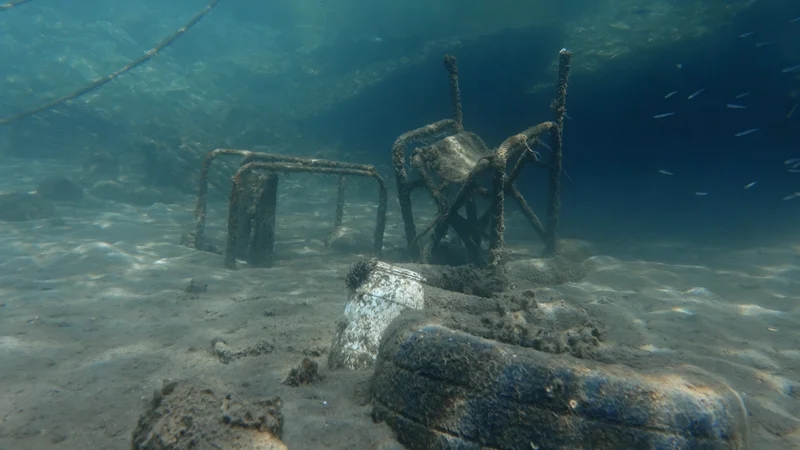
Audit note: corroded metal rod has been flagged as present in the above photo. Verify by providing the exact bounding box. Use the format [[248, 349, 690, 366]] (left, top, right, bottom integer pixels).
[[443, 55, 464, 130], [334, 176, 346, 228], [545, 48, 572, 256]]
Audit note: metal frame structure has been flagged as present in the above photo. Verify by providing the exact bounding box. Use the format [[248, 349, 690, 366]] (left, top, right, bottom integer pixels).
[[192, 149, 387, 269], [391, 50, 572, 267]]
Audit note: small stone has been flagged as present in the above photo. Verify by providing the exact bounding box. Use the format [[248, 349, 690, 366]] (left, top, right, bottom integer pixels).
[[36, 176, 84, 202], [185, 278, 208, 293]]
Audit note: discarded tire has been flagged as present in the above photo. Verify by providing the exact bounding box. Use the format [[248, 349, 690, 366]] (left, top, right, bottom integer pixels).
[[371, 313, 748, 450]]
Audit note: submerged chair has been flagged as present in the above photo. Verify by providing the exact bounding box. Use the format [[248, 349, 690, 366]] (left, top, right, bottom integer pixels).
[[391, 50, 571, 267], [190, 150, 387, 269]]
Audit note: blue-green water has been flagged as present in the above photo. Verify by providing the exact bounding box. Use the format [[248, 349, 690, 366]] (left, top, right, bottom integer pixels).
[[0, 0, 798, 449]]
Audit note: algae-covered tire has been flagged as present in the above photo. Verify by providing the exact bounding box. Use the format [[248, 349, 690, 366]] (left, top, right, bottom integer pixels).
[[371, 314, 748, 450]]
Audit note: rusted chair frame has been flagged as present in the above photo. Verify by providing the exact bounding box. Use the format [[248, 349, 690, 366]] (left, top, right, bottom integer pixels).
[[391, 55, 464, 258], [192, 149, 386, 268], [408, 146, 488, 265], [391, 50, 571, 264], [224, 161, 387, 269], [424, 124, 559, 267]]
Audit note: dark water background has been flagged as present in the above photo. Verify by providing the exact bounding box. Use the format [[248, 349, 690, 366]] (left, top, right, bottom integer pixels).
[[1, 0, 798, 251], [306, 0, 800, 249]]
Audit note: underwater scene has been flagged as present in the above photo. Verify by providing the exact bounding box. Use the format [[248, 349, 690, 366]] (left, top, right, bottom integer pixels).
[[1, 0, 799, 448]]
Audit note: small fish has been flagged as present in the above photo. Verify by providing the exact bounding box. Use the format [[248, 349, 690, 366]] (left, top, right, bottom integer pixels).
[[788, 103, 798, 119], [653, 112, 675, 119], [734, 128, 759, 137], [792, 162, 800, 170], [744, 181, 757, 189], [739, 32, 755, 38], [688, 88, 706, 100], [755, 42, 772, 47], [735, 92, 750, 99], [784, 158, 800, 165], [676, 63, 683, 69], [782, 64, 800, 73], [782, 193, 799, 201], [694, 192, 709, 196], [658, 169, 674, 176], [664, 90, 678, 99], [726, 104, 747, 109], [791, 17, 800, 24]]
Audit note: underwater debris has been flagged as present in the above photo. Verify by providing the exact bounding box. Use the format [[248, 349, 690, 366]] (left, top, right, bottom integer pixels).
[[392, 50, 571, 266], [131, 380, 285, 449], [284, 358, 321, 387], [192, 149, 387, 269], [211, 337, 274, 364], [329, 261, 425, 370], [184, 278, 208, 294]]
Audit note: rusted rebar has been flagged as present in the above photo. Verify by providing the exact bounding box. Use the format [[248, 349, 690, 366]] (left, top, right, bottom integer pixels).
[[0, 0, 220, 125], [334, 176, 346, 228], [545, 48, 572, 256], [443, 55, 464, 130], [507, 184, 546, 242], [224, 161, 387, 269], [487, 157, 506, 267], [246, 173, 278, 268]]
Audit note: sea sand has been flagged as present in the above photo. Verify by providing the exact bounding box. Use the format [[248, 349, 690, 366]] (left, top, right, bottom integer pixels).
[[0, 157, 798, 449]]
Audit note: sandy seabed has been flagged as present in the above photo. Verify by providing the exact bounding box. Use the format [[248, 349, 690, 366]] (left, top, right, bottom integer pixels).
[[0, 157, 798, 449]]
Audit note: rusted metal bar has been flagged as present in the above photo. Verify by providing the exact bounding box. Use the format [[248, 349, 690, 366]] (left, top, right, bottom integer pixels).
[[507, 184, 547, 242], [443, 55, 464, 130], [334, 176, 346, 228], [545, 48, 572, 256], [246, 173, 278, 268]]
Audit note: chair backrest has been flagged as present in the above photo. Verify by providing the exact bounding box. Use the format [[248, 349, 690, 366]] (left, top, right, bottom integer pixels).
[[412, 131, 490, 186]]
